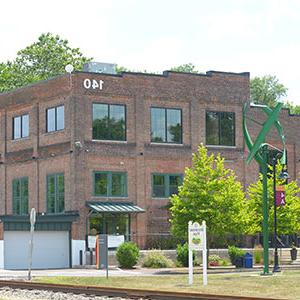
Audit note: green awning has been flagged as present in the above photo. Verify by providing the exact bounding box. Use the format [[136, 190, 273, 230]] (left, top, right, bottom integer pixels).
[[86, 202, 145, 213]]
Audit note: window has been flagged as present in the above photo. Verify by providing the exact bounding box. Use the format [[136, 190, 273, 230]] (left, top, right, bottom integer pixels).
[[152, 174, 183, 198], [93, 104, 126, 141], [47, 173, 64, 213], [12, 177, 28, 215], [13, 114, 29, 139], [151, 107, 182, 143], [206, 111, 235, 146], [94, 171, 127, 197], [46, 105, 64, 132]]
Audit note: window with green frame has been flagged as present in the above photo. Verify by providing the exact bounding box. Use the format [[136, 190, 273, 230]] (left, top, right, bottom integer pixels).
[[47, 173, 64, 213], [152, 173, 183, 198], [12, 177, 28, 215], [206, 111, 235, 146], [94, 171, 127, 197], [92, 103, 126, 141]]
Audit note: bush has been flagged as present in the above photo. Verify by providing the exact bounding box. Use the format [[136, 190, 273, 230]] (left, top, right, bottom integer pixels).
[[228, 246, 245, 265], [176, 243, 195, 267], [116, 242, 140, 268], [142, 250, 173, 268], [208, 255, 221, 266], [253, 245, 263, 264]]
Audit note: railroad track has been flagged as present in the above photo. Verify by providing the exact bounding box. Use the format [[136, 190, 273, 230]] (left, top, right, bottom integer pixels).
[[0, 280, 285, 300]]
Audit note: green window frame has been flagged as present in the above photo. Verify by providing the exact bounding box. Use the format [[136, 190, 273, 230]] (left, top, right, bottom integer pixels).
[[94, 171, 127, 197], [92, 103, 126, 141], [12, 177, 29, 215], [151, 107, 182, 144], [152, 173, 183, 198], [47, 173, 65, 214], [206, 111, 235, 146]]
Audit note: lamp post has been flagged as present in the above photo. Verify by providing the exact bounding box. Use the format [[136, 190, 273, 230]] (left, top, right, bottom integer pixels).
[[273, 156, 289, 273]]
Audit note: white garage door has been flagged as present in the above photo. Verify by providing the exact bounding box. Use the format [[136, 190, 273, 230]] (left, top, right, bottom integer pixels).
[[4, 231, 70, 269]]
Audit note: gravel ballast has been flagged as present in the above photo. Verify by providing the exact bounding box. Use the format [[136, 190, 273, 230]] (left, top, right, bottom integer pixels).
[[0, 287, 138, 300]]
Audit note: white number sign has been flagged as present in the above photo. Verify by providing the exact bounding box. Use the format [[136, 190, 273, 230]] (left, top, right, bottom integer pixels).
[[83, 79, 104, 90]]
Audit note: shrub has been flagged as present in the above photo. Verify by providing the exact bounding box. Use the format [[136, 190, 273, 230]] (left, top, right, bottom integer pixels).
[[142, 250, 173, 268], [228, 245, 245, 265], [253, 245, 263, 264], [176, 243, 195, 267], [208, 255, 221, 266], [116, 242, 140, 268]]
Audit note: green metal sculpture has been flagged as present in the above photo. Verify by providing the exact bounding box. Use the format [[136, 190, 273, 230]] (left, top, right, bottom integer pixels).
[[243, 102, 287, 275]]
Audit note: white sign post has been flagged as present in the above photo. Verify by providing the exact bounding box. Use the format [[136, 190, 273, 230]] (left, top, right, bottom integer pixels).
[[28, 208, 36, 281], [188, 220, 207, 285]]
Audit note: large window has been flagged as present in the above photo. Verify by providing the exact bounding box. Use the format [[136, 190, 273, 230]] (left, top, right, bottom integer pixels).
[[47, 173, 64, 213], [93, 103, 126, 141], [206, 111, 235, 146], [94, 171, 127, 197], [47, 105, 64, 132], [151, 107, 182, 143], [13, 114, 29, 139], [152, 173, 183, 198], [12, 177, 28, 215]]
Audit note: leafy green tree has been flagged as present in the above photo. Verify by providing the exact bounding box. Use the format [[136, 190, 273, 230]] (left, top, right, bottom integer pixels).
[[250, 75, 288, 107], [170, 63, 199, 73], [0, 33, 92, 93], [170, 145, 248, 243], [247, 162, 300, 234], [284, 101, 300, 115]]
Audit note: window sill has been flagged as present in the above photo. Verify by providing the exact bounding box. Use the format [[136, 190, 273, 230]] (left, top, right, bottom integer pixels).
[[92, 196, 128, 199], [150, 142, 184, 146], [44, 129, 65, 136], [11, 136, 30, 142], [92, 139, 127, 144], [206, 144, 236, 149], [152, 197, 170, 200]]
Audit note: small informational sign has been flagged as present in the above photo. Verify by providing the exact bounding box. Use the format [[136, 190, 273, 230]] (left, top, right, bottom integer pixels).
[[96, 234, 109, 278], [188, 221, 207, 286], [189, 222, 203, 250], [108, 235, 125, 248], [88, 235, 97, 249], [276, 185, 285, 206]]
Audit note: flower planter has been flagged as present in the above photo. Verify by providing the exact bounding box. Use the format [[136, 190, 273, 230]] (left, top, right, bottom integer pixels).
[[290, 248, 297, 261]]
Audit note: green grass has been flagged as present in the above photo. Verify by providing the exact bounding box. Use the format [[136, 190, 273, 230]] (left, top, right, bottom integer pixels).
[[34, 270, 300, 299]]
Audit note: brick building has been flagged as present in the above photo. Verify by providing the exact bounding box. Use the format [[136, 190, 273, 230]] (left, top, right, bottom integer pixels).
[[0, 64, 299, 269]]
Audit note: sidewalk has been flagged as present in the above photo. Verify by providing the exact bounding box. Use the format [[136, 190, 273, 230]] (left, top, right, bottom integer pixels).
[[0, 263, 299, 279]]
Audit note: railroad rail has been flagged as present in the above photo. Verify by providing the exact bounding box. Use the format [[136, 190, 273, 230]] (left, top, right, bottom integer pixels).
[[0, 280, 285, 300]]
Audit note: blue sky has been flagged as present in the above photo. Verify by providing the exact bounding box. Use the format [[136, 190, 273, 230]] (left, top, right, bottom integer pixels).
[[1, 0, 300, 103]]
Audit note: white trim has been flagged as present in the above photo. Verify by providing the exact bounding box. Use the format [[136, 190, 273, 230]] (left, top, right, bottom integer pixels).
[[0, 241, 3, 269]]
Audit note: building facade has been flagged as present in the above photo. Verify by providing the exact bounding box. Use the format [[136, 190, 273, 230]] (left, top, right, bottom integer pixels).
[[0, 68, 299, 269]]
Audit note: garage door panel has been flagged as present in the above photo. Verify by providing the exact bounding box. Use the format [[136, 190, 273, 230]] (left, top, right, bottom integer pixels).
[[4, 231, 69, 269]]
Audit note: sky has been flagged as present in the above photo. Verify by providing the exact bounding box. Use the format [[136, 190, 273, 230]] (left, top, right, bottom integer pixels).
[[1, 0, 300, 103]]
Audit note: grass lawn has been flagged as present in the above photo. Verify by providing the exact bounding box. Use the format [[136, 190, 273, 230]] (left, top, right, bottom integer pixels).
[[35, 270, 300, 299]]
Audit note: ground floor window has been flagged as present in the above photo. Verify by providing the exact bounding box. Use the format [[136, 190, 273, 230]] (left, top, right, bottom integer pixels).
[[89, 213, 130, 240]]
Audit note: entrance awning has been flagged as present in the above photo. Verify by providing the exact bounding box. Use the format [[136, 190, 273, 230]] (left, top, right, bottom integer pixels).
[[86, 202, 145, 213]]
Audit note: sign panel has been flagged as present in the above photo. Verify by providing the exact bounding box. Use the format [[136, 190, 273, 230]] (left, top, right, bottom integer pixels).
[[276, 185, 285, 206], [108, 235, 125, 248], [88, 235, 97, 249], [188, 222, 203, 250], [97, 234, 108, 270]]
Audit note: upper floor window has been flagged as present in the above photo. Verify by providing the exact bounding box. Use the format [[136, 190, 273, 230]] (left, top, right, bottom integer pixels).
[[93, 103, 126, 141], [12, 177, 28, 215], [13, 114, 29, 139], [47, 105, 64, 133], [206, 111, 235, 146], [152, 173, 183, 198], [94, 171, 127, 197], [47, 173, 64, 214], [151, 107, 182, 144]]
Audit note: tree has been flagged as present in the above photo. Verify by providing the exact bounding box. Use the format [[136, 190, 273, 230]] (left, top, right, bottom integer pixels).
[[247, 162, 300, 234], [284, 101, 300, 115], [0, 33, 92, 93], [170, 63, 199, 73], [250, 75, 288, 107], [170, 145, 248, 244]]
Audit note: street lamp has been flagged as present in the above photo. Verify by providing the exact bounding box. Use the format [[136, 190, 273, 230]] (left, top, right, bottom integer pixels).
[[273, 156, 289, 273]]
